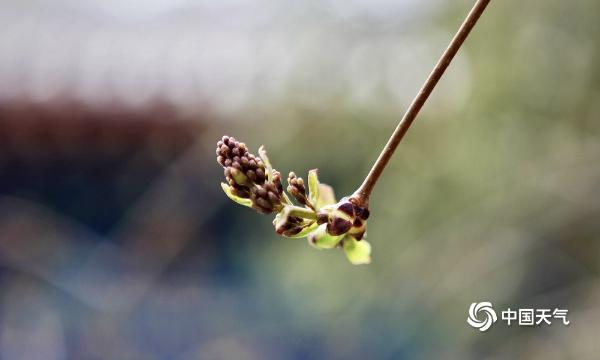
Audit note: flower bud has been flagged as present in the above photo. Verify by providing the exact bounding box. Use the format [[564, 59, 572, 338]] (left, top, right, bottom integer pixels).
[[325, 199, 354, 236], [216, 135, 374, 265], [217, 136, 284, 214], [287, 172, 310, 207], [323, 197, 369, 241]]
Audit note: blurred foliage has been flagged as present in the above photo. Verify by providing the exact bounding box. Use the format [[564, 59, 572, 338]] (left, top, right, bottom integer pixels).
[[214, 1, 600, 358]]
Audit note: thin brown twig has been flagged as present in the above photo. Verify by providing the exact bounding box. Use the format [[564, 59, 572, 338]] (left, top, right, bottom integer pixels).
[[352, 0, 491, 207]]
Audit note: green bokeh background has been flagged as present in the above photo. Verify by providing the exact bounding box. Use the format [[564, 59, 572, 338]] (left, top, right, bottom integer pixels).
[[209, 1, 599, 357]]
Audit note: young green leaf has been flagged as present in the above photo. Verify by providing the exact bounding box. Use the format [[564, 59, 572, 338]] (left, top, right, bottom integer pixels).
[[307, 169, 320, 207], [308, 224, 343, 249], [258, 146, 273, 182], [316, 184, 336, 208], [221, 182, 253, 207], [343, 237, 372, 265]]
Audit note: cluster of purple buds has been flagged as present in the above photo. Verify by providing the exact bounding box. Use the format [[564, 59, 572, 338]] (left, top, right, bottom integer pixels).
[[217, 135, 372, 264], [287, 172, 312, 209], [217, 136, 285, 214]]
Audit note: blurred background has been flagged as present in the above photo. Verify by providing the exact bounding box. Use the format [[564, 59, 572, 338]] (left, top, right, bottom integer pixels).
[[0, 0, 599, 358]]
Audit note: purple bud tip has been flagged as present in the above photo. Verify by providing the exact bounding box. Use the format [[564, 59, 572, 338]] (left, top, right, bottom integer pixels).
[[327, 217, 352, 236], [337, 202, 354, 216]]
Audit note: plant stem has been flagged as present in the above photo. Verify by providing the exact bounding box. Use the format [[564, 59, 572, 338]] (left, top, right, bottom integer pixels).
[[353, 0, 491, 206], [286, 205, 318, 220]]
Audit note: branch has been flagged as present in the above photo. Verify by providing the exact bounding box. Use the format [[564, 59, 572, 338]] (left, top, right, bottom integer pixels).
[[353, 0, 491, 206]]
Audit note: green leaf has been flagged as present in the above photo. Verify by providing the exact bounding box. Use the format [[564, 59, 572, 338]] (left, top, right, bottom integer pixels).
[[221, 182, 252, 207], [308, 224, 343, 249], [307, 169, 320, 208], [343, 237, 372, 265], [258, 146, 273, 182], [316, 183, 336, 208]]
